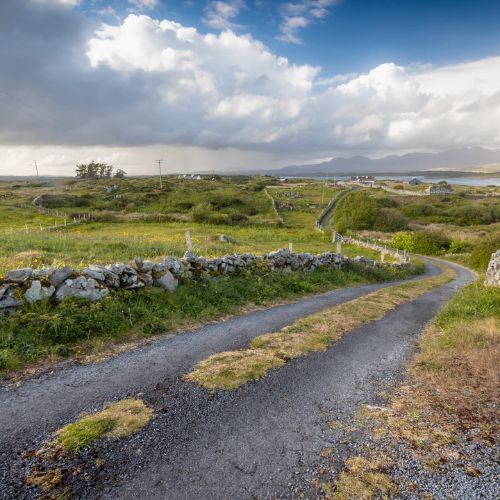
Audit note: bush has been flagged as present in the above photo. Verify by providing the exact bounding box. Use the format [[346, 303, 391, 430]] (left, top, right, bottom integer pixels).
[[36, 194, 91, 208], [333, 192, 378, 233], [469, 236, 500, 271], [373, 208, 408, 232], [449, 240, 472, 254], [392, 231, 451, 255]]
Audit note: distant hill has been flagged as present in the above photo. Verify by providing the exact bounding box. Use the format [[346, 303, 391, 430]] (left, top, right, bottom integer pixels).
[[269, 147, 500, 177]]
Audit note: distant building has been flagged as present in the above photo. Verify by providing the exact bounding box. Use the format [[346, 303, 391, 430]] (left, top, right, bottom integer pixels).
[[408, 178, 422, 185], [427, 184, 453, 195], [350, 175, 375, 187]]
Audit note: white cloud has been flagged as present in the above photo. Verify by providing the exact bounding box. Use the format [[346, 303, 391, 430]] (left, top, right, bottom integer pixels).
[[1, 0, 500, 176], [278, 0, 340, 43], [203, 1, 245, 30], [34, 0, 81, 6], [128, 0, 159, 10]]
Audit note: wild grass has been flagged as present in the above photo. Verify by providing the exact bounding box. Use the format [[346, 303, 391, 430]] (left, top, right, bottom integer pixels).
[[0, 263, 419, 377], [185, 265, 451, 390], [322, 455, 397, 500]]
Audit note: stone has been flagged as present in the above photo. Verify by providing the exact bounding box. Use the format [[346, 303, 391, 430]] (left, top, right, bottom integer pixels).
[[162, 257, 184, 276], [55, 277, 109, 302], [154, 270, 178, 292], [485, 250, 500, 287], [0, 284, 9, 299], [49, 266, 73, 286], [138, 273, 154, 287], [83, 268, 105, 282], [220, 234, 231, 243], [5, 268, 32, 283], [0, 295, 23, 310], [25, 280, 55, 304]]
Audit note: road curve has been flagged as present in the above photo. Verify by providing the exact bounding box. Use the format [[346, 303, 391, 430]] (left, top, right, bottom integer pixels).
[[0, 259, 475, 498]]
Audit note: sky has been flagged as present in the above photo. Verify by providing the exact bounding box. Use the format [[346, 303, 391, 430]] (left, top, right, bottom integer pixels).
[[1, 0, 500, 175]]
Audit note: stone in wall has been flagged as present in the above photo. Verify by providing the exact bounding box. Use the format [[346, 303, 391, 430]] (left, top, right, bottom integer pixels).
[[484, 250, 500, 287]]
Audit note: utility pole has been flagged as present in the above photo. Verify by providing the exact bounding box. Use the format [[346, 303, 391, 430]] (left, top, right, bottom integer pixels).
[[33, 160, 39, 177], [156, 159, 163, 188]]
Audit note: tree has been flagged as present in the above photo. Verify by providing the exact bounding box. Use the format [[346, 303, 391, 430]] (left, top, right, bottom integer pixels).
[[75, 161, 114, 179], [114, 169, 127, 179]]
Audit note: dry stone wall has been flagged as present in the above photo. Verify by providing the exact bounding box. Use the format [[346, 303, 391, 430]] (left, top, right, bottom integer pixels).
[[484, 250, 500, 287], [0, 249, 370, 314]]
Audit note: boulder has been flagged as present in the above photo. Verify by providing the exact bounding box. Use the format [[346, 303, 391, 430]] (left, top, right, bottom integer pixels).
[[25, 280, 55, 304], [49, 266, 73, 286], [55, 277, 109, 302], [154, 270, 178, 292], [5, 268, 32, 283], [485, 250, 500, 287]]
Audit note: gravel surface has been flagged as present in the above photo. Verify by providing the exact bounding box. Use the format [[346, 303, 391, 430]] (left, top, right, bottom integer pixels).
[[0, 260, 483, 499]]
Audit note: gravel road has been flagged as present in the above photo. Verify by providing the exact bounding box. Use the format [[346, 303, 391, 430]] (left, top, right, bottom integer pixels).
[[0, 260, 477, 498]]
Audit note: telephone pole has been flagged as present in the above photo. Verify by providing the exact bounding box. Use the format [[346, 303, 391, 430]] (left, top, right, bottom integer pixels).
[[33, 160, 39, 177], [156, 159, 163, 188]]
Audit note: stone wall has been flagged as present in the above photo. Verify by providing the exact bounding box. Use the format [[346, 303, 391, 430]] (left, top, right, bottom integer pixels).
[[0, 249, 367, 314], [484, 250, 500, 287]]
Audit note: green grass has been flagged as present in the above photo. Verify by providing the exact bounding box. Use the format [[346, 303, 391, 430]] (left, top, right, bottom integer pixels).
[[0, 263, 422, 377]]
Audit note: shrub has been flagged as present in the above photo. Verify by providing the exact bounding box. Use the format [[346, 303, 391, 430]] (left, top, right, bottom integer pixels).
[[373, 208, 408, 232], [469, 236, 500, 271], [449, 240, 471, 254], [392, 231, 451, 255], [334, 192, 378, 233]]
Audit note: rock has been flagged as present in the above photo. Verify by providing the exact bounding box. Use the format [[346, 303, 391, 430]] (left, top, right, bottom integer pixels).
[[154, 271, 178, 292], [5, 268, 32, 283], [162, 257, 184, 276], [0, 295, 23, 310], [55, 277, 109, 302], [0, 284, 9, 299], [220, 234, 231, 243], [32, 268, 53, 280], [83, 267, 105, 282], [49, 266, 73, 286], [485, 250, 500, 287], [138, 273, 154, 287], [25, 280, 55, 304]]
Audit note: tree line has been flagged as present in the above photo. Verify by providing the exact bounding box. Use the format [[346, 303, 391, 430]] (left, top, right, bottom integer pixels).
[[75, 161, 126, 179]]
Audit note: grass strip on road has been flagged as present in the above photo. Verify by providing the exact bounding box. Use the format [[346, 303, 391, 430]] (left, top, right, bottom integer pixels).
[[185, 265, 455, 390]]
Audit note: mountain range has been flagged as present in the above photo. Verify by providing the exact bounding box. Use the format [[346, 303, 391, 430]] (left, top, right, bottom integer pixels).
[[266, 147, 500, 177]]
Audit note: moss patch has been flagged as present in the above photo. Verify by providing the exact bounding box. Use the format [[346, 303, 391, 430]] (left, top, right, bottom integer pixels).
[[56, 399, 153, 452]]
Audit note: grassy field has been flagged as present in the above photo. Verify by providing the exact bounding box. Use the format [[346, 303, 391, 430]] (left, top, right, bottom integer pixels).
[[0, 177, 365, 273]]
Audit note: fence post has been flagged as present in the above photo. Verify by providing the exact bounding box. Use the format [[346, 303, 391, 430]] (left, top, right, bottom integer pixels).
[[332, 230, 336, 243], [336, 240, 342, 255], [288, 242, 293, 252], [185, 230, 193, 252]]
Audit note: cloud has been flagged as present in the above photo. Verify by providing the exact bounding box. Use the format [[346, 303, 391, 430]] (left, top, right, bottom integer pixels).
[[1, 0, 500, 174], [203, 1, 245, 30], [128, 0, 159, 10], [278, 0, 340, 43]]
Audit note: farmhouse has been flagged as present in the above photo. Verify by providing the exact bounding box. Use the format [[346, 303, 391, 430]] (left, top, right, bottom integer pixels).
[[427, 184, 454, 195]]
